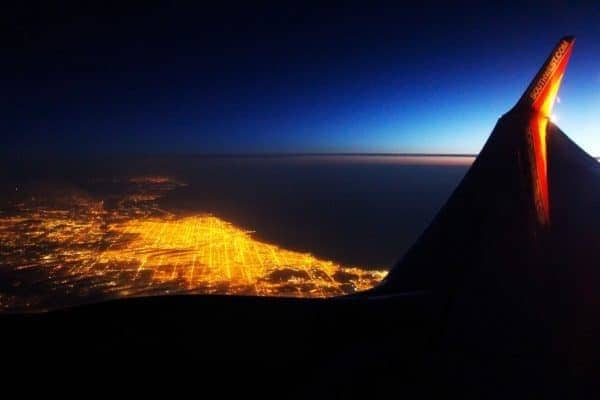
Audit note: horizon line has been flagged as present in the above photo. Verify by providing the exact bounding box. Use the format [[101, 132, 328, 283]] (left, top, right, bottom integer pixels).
[[4, 152, 598, 160], [176, 152, 479, 158]]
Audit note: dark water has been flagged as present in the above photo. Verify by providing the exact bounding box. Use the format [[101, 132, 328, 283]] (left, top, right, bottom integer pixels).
[[1, 155, 471, 270]]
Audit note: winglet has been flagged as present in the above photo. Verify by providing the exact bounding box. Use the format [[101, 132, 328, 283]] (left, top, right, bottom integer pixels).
[[516, 36, 575, 117], [517, 36, 574, 226]]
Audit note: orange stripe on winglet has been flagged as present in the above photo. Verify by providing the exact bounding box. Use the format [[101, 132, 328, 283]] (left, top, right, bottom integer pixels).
[[519, 37, 574, 225]]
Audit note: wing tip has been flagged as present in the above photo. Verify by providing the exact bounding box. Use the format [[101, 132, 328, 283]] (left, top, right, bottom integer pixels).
[[516, 36, 575, 114]]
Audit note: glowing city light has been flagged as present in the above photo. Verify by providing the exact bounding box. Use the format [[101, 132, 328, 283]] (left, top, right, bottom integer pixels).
[[0, 176, 386, 312]]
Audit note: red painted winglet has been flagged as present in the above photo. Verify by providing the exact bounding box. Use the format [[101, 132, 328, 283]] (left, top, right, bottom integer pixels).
[[517, 36, 575, 116], [518, 36, 574, 225]]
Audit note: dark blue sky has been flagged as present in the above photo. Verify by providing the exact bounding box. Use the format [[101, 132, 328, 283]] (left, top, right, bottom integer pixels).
[[3, 1, 600, 156]]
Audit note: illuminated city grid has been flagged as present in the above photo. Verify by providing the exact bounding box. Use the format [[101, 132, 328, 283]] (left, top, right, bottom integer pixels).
[[0, 177, 386, 312]]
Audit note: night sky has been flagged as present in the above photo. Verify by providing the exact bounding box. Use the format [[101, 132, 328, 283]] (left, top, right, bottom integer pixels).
[[3, 1, 600, 156]]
